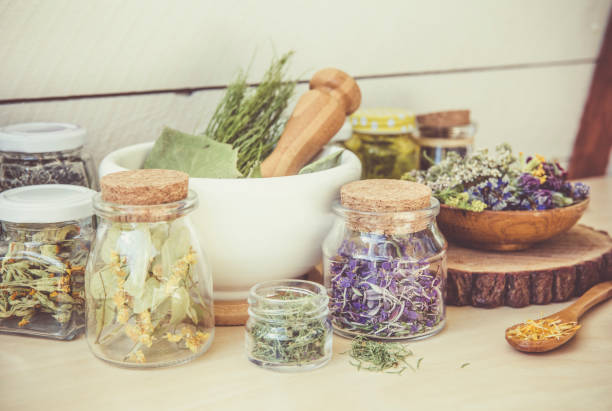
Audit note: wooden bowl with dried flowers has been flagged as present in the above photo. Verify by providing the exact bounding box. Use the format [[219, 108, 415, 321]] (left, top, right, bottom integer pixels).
[[403, 144, 591, 251], [437, 199, 589, 251]]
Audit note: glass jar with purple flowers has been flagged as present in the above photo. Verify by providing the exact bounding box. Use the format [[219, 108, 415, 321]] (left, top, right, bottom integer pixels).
[[323, 179, 447, 341]]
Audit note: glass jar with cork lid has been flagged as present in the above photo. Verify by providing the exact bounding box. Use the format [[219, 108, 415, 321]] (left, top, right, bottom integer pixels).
[[345, 108, 420, 179], [85, 170, 214, 367], [322, 179, 447, 341], [416, 110, 476, 170]]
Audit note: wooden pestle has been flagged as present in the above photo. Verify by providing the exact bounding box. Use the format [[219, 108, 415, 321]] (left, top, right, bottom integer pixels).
[[260, 68, 361, 177]]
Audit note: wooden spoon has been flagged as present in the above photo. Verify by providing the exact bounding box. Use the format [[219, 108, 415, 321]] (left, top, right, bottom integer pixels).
[[505, 280, 612, 353]]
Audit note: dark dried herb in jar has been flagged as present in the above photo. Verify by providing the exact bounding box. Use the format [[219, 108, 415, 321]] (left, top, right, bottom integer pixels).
[[0, 150, 93, 192], [0, 123, 95, 192]]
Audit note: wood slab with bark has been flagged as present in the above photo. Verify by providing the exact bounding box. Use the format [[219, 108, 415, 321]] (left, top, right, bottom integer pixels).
[[446, 225, 612, 308]]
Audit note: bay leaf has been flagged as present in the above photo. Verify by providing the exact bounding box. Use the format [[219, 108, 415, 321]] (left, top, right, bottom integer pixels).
[[89, 267, 118, 300], [133, 277, 160, 314], [143, 127, 242, 178], [160, 221, 191, 281], [298, 149, 344, 174], [119, 224, 153, 299], [170, 287, 190, 326]]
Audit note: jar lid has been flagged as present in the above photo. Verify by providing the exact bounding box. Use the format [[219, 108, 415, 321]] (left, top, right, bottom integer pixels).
[[341, 179, 431, 213], [350, 108, 416, 134], [416, 110, 470, 127], [100, 169, 189, 205], [418, 136, 474, 148], [0, 184, 96, 223], [0, 122, 86, 153]]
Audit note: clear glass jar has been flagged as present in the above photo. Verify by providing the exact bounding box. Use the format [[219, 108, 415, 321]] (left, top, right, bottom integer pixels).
[[418, 137, 474, 170], [323, 181, 447, 341], [0, 123, 96, 192], [0, 185, 96, 339], [85, 190, 214, 367], [246, 279, 332, 372], [346, 108, 419, 179]]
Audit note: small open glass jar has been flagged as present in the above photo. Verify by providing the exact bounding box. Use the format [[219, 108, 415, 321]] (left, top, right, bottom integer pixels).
[[0, 184, 96, 340], [345, 108, 419, 179], [85, 170, 214, 368], [246, 279, 332, 372], [323, 180, 447, 341], [0, 123, 96, 191]]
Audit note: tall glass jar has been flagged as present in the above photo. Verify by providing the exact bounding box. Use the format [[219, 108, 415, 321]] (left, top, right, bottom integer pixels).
[[246, 279, 332, 372], [85, 170, 214, 368], [323, 180, 447, 341], [0, 185, 96, 339], [345, 108, 419, 179], [0, 122, 97, 191]]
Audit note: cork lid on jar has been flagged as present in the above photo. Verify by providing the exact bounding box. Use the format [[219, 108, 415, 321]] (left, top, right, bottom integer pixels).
[[97, 170, 192, 222], [339, 179, 434, 234], [100, 169, 189, 205]]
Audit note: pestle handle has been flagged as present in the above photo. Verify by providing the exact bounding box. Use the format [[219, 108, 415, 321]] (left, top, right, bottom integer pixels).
[[260, 68, 361, 177]]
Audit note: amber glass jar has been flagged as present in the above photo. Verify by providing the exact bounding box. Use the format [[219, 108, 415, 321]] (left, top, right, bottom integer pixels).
[[345, 109, 419, 179]]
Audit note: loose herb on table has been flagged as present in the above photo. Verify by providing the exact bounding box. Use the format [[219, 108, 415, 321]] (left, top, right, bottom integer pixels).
[[346, 336, 418, 374], [0, 224, 88, 329], [248, 290, 330, 366]]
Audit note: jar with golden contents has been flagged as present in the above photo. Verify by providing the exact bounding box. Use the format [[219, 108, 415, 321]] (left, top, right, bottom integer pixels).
[[85, 170, 214, 367], [345, 108, 419, 179]]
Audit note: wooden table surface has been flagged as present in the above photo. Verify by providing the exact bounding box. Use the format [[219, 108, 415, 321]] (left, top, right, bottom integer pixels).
[[1, 177, 611, 411]]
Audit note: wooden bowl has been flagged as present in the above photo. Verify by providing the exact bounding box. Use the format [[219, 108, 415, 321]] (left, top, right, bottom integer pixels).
[[437, 199, 590, 251]]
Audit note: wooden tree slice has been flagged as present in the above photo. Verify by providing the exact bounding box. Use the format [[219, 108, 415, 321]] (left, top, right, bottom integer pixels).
[[446, 225, 612, 308]]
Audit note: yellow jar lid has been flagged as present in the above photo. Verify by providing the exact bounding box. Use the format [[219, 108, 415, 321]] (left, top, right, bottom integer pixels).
[[351, 108, 416, 134]]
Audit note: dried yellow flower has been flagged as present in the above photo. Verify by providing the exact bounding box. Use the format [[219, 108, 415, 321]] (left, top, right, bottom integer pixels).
[[128, 350, 146, 363]]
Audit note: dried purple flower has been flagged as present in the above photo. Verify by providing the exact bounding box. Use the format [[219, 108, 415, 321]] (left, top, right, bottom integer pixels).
[[532, 189, 553, 210], [571, 182, 590, 201], [327, 234, 444, 339]]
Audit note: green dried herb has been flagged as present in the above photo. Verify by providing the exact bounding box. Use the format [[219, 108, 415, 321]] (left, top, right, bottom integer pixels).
[[298, 150, 344, 175], [88, 220, 213, 364], [205, 52, 296, 176], [247, 290, 329, 366], [0, 224, 88, 330], [346, 336, 418, 374], [460, 362, 470, 368]]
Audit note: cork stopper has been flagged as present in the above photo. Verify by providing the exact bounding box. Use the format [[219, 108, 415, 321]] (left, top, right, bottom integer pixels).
[[100, 170, 188, 205], [340, 180, 433, 234], [416, 110, 470, 127]]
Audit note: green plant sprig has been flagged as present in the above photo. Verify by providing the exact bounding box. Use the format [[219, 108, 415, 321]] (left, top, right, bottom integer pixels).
[[204, 52, 296, 176]]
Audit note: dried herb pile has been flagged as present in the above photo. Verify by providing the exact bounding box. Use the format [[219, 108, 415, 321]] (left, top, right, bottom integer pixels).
[[0, 224, 90, 334], [347, 337, 422, 374], [247, 290, 330, 366], [327, 232, 445, 339], [88, 220, 213, 364], [404, 143, 590, 212]]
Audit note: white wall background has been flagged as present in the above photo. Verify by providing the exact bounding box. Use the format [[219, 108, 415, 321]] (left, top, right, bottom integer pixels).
[[0, 0, 610, 169]]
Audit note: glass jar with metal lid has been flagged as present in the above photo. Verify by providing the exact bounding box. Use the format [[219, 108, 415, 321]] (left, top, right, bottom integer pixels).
[[0, 184, 96, 340], [85, 170, 214, 368], [323, 179, 447, 341], [0, 122, 96, 192], [345, 108, 419, 179]]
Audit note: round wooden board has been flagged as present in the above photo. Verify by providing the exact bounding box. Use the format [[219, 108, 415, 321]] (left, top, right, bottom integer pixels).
[[447, 225, 612, 308]]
